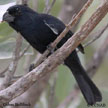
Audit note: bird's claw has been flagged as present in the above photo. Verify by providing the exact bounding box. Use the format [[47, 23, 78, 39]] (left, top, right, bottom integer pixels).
[[47, 44, 55, 54], [29, 63, 35, 72]]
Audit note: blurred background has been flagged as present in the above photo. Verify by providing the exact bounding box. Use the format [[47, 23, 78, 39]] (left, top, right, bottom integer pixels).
[[0, 0, 108, 108]]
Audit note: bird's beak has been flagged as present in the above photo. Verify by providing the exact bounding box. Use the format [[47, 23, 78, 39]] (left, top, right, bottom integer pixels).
[[2, 11, 15, 22]]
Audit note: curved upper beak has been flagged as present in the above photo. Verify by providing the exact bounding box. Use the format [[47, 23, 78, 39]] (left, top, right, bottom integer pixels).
[[2, 11, 15, 22]]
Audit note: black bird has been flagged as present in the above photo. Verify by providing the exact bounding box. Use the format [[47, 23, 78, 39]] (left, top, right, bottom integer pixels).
[[3, 5, 102, 105]]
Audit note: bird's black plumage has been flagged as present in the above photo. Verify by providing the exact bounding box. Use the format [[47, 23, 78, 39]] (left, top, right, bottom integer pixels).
[[3, 5, 102, 105]]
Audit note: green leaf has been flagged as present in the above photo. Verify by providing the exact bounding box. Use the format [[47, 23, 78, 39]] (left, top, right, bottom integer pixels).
[[0, 0, 15, 5]]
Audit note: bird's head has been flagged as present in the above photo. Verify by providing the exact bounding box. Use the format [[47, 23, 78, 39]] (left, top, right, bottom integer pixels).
[[3, 5, 23, 23], [2, 5, 34, 23], [2, 5, 37, 32]]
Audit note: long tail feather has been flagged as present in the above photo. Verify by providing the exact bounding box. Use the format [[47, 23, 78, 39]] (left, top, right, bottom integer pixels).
[[64, 51, 102, 105]]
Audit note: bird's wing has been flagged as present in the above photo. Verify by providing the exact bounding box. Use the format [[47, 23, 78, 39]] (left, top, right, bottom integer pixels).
[[41, 14, 65, 35], [42, 15, 85, 54], [43, 20, 59, 35]]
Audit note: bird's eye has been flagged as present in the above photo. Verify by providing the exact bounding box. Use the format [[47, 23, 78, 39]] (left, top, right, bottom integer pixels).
[[16, 8, 19, 11], [16, 7, 20, 12], [15, 7, 21, 15]]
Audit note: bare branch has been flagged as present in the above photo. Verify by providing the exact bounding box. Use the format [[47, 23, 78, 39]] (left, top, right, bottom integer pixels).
[[44, 0, 56, 14], [48, 72, 57, 108], [0, 0, 29, 91], [83, 24, 108, 48], [0, 35, 23, 90], [46, 0, 56, 14], [76, 23, 108, 52], [57, 34, 108, 108], [33, 0, 93, 68], [50, 0, 93, 48], [0, 0, 107, 106], [7, 76, 49, 108], [7, 53, 48, 108], [32, 0, 38, 11], [44, 0, 50, 12], [58, 0, 88, 26], [87, 35, 108, 77], [0, 45, 30, 78], [19, 45, 30, 59], [0, 66, 9, 77]]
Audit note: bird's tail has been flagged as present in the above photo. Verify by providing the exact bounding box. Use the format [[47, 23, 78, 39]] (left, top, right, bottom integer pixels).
[[64, 51, 102, 105]]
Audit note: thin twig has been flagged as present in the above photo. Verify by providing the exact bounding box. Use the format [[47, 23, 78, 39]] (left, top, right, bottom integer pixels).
[[33, 0, 93, 68], [46, 0, 56, 14], [19, 45, 30, 59], [0, 35, 23, 90], [0, 45, 30, 77], [84, 24, 108, 48], [57, 35, 108, 108], [44, 0, 56, 14], [48, 72, 57, 108], [87, 35, 108, 77], [76, 23, 108, 52], [0, 0, 107, 106], [9, 75, 50, 108], [0, 66, 9, 77], [32, 0, 38, 11], [43, 0, 50, 12], [51, 0, 93, 48], [30, 0, 57, 68]]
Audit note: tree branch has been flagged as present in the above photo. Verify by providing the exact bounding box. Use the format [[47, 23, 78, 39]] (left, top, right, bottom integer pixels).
[[57, 34, 108, 108], [33, 0, 93, 68], [0, 0, 107, 106], [7, 75, 49, 108], [83, 24, 108, 48], [44, 0, 56, 14], [48, 72, 57, 108], [0, 35, 23, 90], [19, 45, 30, 59], [46, 0, 56, 14], [76, 23, 108, 52], [87, 35, 108, 77], [58, 0, 88, 31], [0, 66, 9, 77]]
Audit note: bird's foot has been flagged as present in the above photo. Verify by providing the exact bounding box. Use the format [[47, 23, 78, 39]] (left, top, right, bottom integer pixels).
[[47, 44, 55, 54], [29, 63, 35, 72]]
